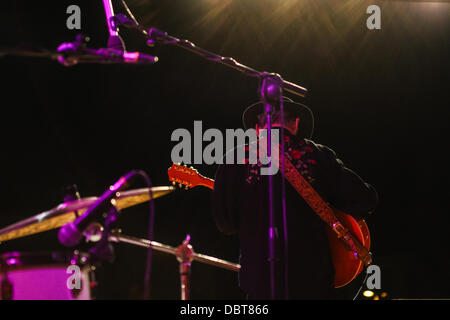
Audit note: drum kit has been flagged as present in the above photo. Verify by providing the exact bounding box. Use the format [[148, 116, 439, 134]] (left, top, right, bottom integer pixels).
[[0, 180, 240, 300]]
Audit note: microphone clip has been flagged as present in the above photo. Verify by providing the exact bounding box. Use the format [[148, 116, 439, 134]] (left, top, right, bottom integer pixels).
[[56, 34, 90, 67], [88, 203, 119, 264]]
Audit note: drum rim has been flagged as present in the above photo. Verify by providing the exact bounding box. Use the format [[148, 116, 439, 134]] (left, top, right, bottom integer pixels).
[[0, 250, 91, 268]]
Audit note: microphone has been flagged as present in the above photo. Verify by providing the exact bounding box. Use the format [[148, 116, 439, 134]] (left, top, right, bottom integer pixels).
[[58, 171, 138, 247], [56, 41, 158, 66]]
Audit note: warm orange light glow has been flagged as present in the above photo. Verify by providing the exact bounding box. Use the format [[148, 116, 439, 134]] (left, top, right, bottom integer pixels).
[[363, 290, 374, 298]]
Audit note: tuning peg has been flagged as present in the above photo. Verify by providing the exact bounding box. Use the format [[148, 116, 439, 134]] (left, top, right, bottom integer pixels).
[[185, 185, 189, 190], [178, 183, 183, 188]]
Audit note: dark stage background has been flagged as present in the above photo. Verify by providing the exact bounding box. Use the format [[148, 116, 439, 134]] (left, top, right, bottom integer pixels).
[[1, 0, 449, 300]]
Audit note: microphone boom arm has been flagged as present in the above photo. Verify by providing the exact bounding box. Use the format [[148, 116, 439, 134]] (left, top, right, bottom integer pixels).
[[113, 14, 307, 98]]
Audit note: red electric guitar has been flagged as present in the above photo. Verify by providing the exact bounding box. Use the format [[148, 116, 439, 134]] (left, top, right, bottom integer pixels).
[[168, 163, 371, 288]]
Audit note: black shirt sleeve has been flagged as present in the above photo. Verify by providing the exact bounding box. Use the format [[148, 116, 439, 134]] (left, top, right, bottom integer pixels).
[[318, 144, 379, 219], [211, 162, 244, 235]]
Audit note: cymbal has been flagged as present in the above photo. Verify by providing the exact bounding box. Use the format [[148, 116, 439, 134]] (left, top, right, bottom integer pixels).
[[0, 187, 175, 243]]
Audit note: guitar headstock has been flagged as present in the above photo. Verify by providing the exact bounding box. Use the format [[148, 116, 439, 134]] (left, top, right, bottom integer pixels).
[[168, 163, 201, 189]]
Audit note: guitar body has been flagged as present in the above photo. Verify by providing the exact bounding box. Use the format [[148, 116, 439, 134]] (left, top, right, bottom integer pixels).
[[326, 208, 371, 288]]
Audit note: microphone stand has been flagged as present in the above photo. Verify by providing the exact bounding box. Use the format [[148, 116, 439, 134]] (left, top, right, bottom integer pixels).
[[258, 74, 283, 299], [102, 0, 126, 51], [113, 16, 305, 299]]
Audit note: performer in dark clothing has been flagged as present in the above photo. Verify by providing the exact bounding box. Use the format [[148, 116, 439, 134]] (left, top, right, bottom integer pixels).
[[212, 100, 378, 299]]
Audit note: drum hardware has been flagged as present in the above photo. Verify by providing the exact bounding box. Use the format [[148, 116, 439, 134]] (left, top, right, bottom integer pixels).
[[0, 177, 175, 299], [175, 235, 194, 300], [108, 231, 241, 300], [83, 223, 105, 243], [0, 251, 94, 300], [58, 171, 151, 248], [0, 277, 13, 300], [62, 184, 82, 218], [87, 204, 120, 264], [0, 260, 13, 300], [0, 186, 175, 243]]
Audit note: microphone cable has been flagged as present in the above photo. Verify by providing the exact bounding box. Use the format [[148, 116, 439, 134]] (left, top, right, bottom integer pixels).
[[119, 0, 148, 36], [352, 264, 371, 300], [132, 170, 155, 300]]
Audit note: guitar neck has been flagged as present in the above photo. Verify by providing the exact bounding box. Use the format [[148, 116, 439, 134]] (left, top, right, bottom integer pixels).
[[197, 176, 215, 190]]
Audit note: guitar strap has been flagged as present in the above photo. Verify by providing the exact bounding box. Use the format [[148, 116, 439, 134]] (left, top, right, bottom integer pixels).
[[279, 153, 372, 266]]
